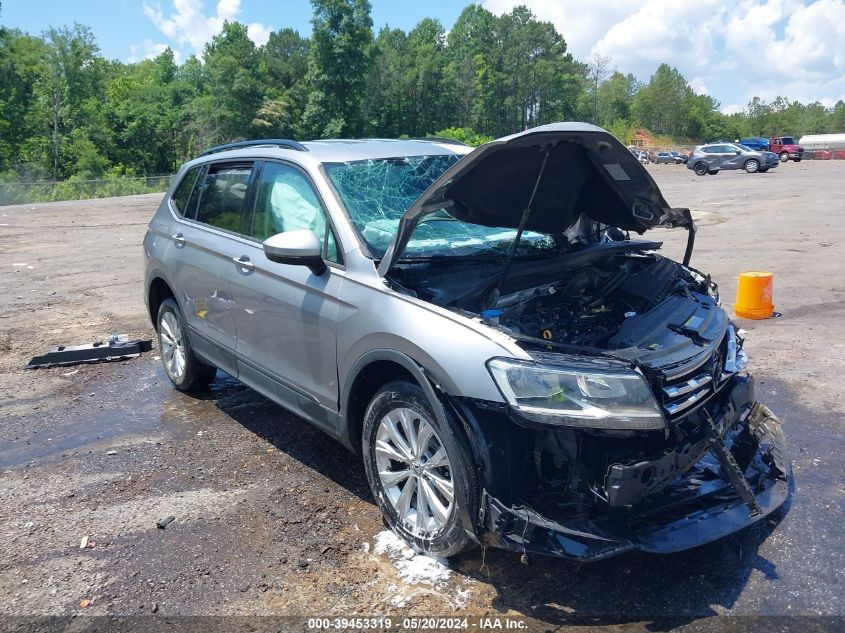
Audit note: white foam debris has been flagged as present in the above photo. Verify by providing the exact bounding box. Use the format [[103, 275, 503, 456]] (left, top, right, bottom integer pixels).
[[373, 530, 451, 586], [362, 541, 370, 553]]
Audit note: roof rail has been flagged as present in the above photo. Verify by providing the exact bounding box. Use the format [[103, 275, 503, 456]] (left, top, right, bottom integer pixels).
[[410, 137, 470, 147], [199, 139, 308, 156]]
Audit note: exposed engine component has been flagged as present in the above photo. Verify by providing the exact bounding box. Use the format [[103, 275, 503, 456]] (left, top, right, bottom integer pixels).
[[489, 254, 708, 349]]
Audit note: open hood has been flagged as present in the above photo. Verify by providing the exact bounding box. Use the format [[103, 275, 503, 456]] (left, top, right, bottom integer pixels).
[[378, 123, 694, 276]]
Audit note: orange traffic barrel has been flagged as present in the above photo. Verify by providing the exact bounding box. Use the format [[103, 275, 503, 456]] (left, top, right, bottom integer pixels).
[[735, 271, 774, 319]]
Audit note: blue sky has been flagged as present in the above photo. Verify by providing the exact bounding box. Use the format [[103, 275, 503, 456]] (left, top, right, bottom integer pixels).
[[1, 1, 467, 60], [3, 0, 844, 113]]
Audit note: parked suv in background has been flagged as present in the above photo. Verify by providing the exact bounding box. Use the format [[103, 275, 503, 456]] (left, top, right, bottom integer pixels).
[[144, 123, 788, 561], [687, 143, 779, 175]]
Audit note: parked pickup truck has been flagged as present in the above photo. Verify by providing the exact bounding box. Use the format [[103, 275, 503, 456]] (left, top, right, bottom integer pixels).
[[769, 136, 804, 162]]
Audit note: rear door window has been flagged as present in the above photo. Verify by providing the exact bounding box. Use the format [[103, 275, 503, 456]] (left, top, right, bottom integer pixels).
[[195, 162, 254, 234], [171, 166, 202, 216]]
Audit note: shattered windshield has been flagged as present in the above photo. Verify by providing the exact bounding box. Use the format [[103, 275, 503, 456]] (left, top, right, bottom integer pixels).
[[324, 155, 555, 259]]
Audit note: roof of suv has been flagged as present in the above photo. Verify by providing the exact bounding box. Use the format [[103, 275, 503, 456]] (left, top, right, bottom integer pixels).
[[302, 138, 471, 162], [195, 138, 472, 166]]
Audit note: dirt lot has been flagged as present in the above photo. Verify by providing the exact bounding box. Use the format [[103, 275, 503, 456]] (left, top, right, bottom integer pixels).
[[1, 161, 844, 630]]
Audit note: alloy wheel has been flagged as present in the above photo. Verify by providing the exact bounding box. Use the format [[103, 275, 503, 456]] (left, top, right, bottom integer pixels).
[[159, 311, 186, 381], [374, 407, 454, 536]]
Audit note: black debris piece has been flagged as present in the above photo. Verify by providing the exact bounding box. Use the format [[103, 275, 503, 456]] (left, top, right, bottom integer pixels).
[[26, 338, 153, 369], [156, 516, 175, 529]]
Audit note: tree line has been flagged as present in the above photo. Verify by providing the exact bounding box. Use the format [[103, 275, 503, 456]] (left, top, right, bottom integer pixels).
[[2, 0, 845, 183]]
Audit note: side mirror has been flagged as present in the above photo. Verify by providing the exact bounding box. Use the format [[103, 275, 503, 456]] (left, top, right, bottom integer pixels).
[[263, 229, 326, 275], [735, 149, 742, 154]]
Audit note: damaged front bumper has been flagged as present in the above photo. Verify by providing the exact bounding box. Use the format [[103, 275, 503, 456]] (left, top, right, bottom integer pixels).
[[460, 376, 789, 561]]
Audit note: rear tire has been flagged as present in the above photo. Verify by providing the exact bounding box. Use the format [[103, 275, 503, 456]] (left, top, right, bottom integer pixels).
[[362, 380, 477, 558], [694, 162, 708, 176], [156, 298, 217, 391]]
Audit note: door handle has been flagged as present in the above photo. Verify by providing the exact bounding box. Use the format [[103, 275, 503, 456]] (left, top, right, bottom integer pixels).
[[171, 232, 186, 248], [232, 255, 254, 272]]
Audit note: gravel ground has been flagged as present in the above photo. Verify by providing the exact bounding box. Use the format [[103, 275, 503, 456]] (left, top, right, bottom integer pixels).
[[1, 161, 843, 631]]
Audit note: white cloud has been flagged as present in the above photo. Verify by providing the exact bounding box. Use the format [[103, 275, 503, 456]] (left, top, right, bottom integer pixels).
[[483, 0, 845, 109], [484, 0, 645, 61], [138, 0, 273, 58], [246, 21, 273, 47], [128, 39, 182, 63], [689, 78, 709, 96]]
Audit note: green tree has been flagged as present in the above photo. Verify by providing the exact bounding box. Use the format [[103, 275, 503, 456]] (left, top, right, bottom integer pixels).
[[32, 24, 100, 179], [300, 0, 373, 138], [261, 27, 309, 135], [632, 64, 693, 136], [364, 26, 410, 136], [829, 101, 845, 133], [194, 21, 266, 144], [0, 28, 47, 175], [443, 4, 496, 130], [103, 48, 189, 174], [596, 71, 637, 127], [405, 19, 447, 136]]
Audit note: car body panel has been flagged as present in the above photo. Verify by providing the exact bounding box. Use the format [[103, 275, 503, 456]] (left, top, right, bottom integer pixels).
[[160, 203, 243, 375], [229, 237, 347, 428]]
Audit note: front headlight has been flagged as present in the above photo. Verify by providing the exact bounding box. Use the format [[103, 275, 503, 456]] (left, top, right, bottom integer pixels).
[[487, 357, 665, 430]]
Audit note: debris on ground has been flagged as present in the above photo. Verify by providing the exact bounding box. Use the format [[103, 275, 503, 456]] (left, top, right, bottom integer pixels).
[[373, 530, 451, 586], [156, 516, 175, 529], [79, 598, 92, 609], [26, 336, 153, 369], [79, 536, 89, 549]]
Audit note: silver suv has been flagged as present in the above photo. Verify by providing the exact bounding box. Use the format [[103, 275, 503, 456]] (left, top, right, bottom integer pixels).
[[687, 143, 779, 175], [144, 123, 788, 560]]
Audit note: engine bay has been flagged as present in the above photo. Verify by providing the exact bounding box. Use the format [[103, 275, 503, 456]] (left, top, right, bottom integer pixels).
[[387, 240, 721, 366], [484, 252, 712, 350]]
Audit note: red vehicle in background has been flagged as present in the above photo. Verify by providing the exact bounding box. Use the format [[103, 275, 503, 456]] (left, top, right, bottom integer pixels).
[[769, 136, 804, 162]]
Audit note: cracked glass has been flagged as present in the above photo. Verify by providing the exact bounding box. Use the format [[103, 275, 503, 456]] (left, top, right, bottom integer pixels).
[[324, 155, 554, 259]]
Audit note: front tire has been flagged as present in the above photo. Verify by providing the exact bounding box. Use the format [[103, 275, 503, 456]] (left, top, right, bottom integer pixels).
[[362, 380, 477, 557], [779, 152, 789, 162], [156, 298, 217, 391], [745, 159, 760, 173]]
